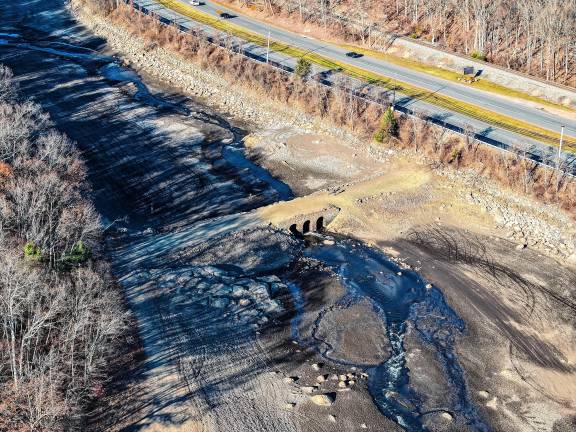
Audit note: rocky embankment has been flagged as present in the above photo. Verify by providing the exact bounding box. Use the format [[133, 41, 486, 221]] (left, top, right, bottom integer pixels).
[[445, 169, 576, 262], [72, 3, 315, 132]]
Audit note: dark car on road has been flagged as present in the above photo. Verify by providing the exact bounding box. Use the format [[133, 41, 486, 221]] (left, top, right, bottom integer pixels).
[[217, 10, 234, 19], [345, 51, 363, 58]]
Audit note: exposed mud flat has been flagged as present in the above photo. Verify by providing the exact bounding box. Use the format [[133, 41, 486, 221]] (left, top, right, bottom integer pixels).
[[247, 128, 576, 431]]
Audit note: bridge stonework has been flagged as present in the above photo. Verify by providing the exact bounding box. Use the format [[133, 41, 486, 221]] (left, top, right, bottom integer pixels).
[[278, 205, 340, 235]]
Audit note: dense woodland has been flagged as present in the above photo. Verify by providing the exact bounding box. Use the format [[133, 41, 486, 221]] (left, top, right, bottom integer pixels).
[[0, 65, 127, 431], [231, 0, 576, 87]]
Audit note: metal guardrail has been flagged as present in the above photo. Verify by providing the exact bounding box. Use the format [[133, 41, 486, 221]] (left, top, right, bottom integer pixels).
[[124, 0, 575, 177]]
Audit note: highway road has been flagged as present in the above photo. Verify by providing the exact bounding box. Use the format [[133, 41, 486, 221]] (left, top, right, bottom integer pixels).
[[138, 0, 576, 163]]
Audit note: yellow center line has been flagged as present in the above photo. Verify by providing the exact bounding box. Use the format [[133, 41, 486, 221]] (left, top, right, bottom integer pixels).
[[154, 0, 576, 151]]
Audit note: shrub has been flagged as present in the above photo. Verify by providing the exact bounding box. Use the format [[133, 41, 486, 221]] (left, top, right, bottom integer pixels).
[[23, 242, 42, 260], [64, 241, 92, 265], [374, 107, 398, 142], [471, 51, 487, 61], [294, 58, 312, 79]]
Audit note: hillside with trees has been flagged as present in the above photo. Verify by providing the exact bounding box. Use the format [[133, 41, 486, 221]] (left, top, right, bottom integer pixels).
[[230, 0, 576, 87], [0, 65, 127, 431]]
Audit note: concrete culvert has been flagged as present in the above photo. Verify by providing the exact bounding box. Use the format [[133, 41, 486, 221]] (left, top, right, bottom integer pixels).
[[303, 220, 311, 233], [289, 224, 299, 235], [316, 216, 324, 232]]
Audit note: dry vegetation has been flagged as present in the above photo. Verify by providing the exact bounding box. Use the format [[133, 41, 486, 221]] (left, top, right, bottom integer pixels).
[[85, 1, 576, 216], [0, 65, 128, 431], [226, 0, 576, 87]]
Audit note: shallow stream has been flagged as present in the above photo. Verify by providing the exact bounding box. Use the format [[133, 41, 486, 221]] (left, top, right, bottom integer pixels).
[[290, 237, 491, 431]]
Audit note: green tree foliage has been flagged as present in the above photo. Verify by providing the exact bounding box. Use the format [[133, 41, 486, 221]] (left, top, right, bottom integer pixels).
[[374, 107, 398, 142], [294, 58, 312, 79], [64, 241, 92, 265], [23, 242, 42, 261]]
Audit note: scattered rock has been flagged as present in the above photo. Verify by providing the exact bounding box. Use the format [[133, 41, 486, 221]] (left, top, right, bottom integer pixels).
[[360, 423, 367, 429], [328, 414, 337, 422], [316, 374, 328, 383], [515, 243, 527, 250], [478, 390, 490, 399], [283, 376, 298, 384], [282, 402, 296, 411], [323, 239, 335, 245], [311, 362, 323, 371], [440, 412, 453, 421], [425, 283, 433, 289], [301, 386, 317, 394], [310, 393, 336, 406]]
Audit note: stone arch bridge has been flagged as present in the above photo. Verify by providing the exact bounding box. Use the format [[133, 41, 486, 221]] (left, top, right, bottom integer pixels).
[[257, 196, 340, 235]]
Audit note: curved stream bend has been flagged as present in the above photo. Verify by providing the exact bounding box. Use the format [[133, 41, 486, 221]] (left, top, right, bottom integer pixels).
[[292, 237, 490, 432]]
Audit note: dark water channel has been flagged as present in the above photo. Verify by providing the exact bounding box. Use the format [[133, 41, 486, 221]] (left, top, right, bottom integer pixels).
[[1, 31, 487, 432], [290, 237, 491, 432]]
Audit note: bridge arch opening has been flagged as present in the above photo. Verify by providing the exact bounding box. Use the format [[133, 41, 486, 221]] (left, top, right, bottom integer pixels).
[[316, 216, 324, 232], [302, 220, 311, 234], [289, 224, 299, 236]]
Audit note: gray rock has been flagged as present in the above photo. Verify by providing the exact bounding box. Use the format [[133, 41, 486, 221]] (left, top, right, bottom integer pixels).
[[249, 283, 271, 300], [440, 412, 453, 421], [478, 390, 490, 399], [211, 298, 230, 308], [301, 386, 317, 394], [311, 363, 323, 371], [261, 300, 281, 314], [212, 283, 233, 296], [231, 286, 247, 298], [310, 393, 336, 406], [316, 374, 328, 383], [269, 283, 285, 295], [259, 275, 281, 284], [239, 298, 251, 307]]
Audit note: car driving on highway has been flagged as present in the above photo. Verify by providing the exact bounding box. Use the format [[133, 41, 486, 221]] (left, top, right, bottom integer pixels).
[[345, 51, 363, 58]]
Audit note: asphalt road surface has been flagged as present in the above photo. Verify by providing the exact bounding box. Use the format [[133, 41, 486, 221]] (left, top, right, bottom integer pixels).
[[137, 0, 576, 164]]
